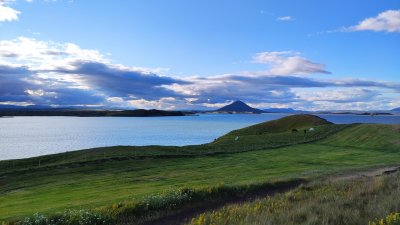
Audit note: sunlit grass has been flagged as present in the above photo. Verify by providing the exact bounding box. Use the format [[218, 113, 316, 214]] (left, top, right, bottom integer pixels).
[[188, 173, 400, 225]]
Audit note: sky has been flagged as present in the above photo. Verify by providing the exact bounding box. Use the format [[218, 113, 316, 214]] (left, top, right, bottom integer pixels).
[[0, 0, 399, 111]]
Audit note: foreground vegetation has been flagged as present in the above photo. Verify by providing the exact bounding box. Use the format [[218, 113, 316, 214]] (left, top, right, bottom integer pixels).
[[189, 171, 400, 225], [8, 179, 303, 225], [1, 115, 399, 224]]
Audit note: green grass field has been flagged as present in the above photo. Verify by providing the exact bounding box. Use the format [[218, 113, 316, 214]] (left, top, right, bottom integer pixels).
[[1, 115, 399, 224]]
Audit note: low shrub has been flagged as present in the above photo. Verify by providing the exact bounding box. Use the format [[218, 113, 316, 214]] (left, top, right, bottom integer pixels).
[[369, 213, 400, 225], [13, 210, 112, 225]]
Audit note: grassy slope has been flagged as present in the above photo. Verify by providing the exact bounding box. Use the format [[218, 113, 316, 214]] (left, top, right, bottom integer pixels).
[[188, 170, 400, 225], [225, 114, 332, 136], [0, 115, 399, 221]]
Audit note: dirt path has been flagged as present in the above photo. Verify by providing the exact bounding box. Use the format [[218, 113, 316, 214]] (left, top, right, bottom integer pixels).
[[138, 181, 303, 225], [138, 166, 400, 225], [330, 166, 400, 181]]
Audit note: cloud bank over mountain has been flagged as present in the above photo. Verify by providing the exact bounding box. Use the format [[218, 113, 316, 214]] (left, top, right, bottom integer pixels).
[[0, 37, 399, 110]]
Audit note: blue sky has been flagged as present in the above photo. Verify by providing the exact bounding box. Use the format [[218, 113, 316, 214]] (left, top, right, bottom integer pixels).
[[0, 0, 399, 110]]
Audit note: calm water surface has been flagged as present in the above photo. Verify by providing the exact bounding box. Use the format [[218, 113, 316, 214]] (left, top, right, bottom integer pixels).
[[0, 114, 399, 160]]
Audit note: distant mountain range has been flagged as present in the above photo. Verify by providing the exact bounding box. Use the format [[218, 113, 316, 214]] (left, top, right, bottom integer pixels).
[[1, 103, 398, 115], [0, 104, 51, 110], [0, 104, 128, 110], [0, 109, 187, 117], [214, 101, 399, 115], [392, 107, 400, 112], [0, 105, 190, 117]]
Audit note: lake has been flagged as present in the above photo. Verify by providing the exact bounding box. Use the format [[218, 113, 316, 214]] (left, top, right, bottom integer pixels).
[[0, 114, 399, 160]]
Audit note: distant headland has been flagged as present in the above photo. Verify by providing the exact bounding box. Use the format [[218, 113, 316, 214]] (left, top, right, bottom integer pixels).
[[0, 108, 188, 117]]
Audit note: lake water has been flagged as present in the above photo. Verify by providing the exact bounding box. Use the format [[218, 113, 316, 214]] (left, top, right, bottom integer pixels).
[[0, 114, 399, 160]]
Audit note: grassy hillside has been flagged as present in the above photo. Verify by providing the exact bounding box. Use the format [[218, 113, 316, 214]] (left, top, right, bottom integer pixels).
[[225, 114, 331, 136], [0, 115, 399, 223], [189, 171, 400, 225]]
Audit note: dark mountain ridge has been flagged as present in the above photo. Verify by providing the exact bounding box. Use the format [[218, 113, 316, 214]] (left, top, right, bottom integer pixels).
[[0, 109, 187, 117], [216, 101, 264, 114], [392, 107, 400, 112]]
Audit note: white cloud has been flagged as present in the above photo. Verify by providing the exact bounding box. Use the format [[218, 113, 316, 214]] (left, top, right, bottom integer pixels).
[[25, 89, 57, 97], [0, 37, 184, 107], [0, 2, 20, 22], [125, 97, 207, 110], [127, 97, 179, 110], [0, 37, 107, 71], [0, 101, 33, 106], [277, 16, 293, 21], [350, 10, 400, 33], [295, 88, 380, 103], [0, 37, 170, 75], [252, 51, 330, 75], [0, 37, 399, 111], [300, 100, 394, 112]]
